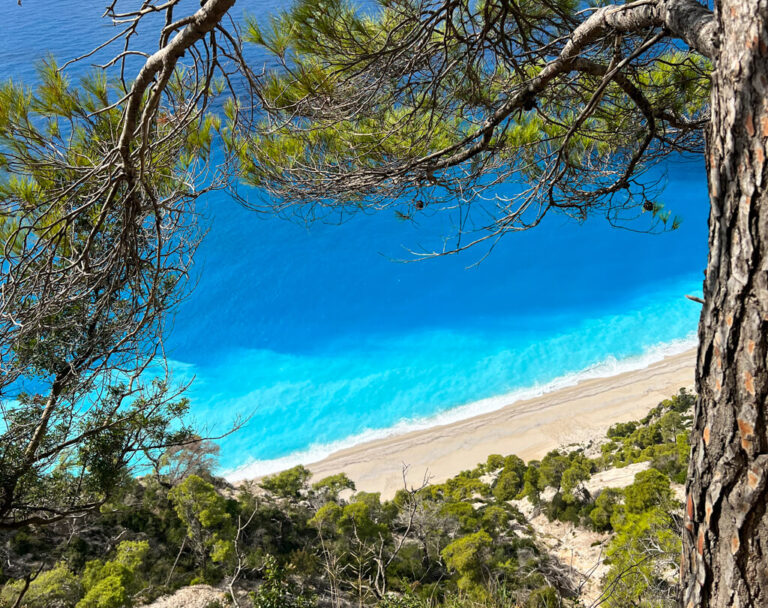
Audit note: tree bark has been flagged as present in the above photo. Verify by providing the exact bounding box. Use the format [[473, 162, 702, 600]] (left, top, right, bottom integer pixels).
[[682, 1, 768, 606]]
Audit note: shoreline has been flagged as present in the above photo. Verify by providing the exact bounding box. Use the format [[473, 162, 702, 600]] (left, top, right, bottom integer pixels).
[[303, 348, 696, 498], [225, 338, 697, 483]]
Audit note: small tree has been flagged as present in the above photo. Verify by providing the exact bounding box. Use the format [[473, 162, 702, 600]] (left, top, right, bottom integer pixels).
[[518, 465, 541, 505], [560, 456, 593, 503], [0, 0, 245, 537], [311, 473, 356, 502], [260, 466, 312, 500], [492, 470, 521, 502], [589, 488, 623, 532], [169, 475, 235, 571], [150, 439, 221, 488], [441, 530, 493, 597], [622, 469, 675, 515], [538, 452, 570, 493]]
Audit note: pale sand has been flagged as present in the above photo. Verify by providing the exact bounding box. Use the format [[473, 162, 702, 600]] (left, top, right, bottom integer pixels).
[[307, 349, 696, 498]]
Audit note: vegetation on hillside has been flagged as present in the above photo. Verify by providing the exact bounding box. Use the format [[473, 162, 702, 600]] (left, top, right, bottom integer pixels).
[[0, 389, 693, 608]]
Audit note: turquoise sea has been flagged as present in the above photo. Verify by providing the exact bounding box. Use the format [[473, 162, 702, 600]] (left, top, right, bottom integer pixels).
[[1, 1, 708, 478]]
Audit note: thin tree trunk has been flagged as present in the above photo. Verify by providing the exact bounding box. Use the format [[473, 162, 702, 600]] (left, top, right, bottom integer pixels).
[[11, 577, 32, 608], [165, 536, 186, 587], [682, 1, 768, 606]]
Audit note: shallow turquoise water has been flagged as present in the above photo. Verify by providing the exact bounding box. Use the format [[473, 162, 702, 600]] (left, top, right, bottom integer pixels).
[[1, 1, 708, 475]]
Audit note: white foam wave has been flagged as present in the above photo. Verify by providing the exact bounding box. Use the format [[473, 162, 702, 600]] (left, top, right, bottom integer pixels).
[[224, 334, 697, 481]]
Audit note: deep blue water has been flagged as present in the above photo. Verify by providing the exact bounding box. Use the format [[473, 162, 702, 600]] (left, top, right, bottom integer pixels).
[[1, 1, 709, 476]]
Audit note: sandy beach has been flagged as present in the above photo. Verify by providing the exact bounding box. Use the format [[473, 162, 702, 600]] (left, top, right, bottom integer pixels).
[[307, 349, 696, 498]]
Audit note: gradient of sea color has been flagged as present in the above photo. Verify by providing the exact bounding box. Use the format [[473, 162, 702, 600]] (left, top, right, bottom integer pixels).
[[2, 1, 708, 477]]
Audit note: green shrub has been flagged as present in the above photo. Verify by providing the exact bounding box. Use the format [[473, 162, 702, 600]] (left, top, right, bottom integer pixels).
[[538, 451, 569, 491], [526, 586, 560, 608], [485, 454, 505, 472], [169, 475, 235, 568], [77, 541, 149, 608], [260, 466, 311, 499], [481, 505, 511, 535], [492, 469, 521, 502], [9, 530, 48, 558], [0, 563, 82, 608], [623, 469, 674, 514], [436, 475, 490, 501], [518, 465, 541, 503], [77, 576, 129, 608], [561, 455, 592, 503], [602, 507, 680, 608], [441, 531, 493, 593], [607, 421, 637, 439], [311, 473, 355, 500], [440, 502, 480, 533], [250, 555, 314, 608], [589, 488, 622, 531]]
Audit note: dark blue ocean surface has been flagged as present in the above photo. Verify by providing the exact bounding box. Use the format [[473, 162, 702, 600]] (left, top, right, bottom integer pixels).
[[1, 1, 708, 475]]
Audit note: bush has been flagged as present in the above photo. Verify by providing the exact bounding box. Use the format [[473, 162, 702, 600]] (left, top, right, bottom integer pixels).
[[560, 505, 581, 525], [77, 576, 128, 608], [607, 421, 637, 439], [485, 454, 505, 472], [441, 531, 493, 593], [538, 451, 569, 491], [440, 502, 480, 533], [481, 505, 511, 535], [492, 470, 521, 502], [561, 455, 592, 503], [0, 563, 82, 608], [311, 473, 355, 500], [589, 488, 622, 531], [250, 555, 314, 608], [518, 465, 541, 503], [260, 465, 311, 499], [77, 541, 149, 608], [9, 530, 49, 558], [602, 507, 680, 608], [542, 493, 567, 522], [623, 469, 674, 514], [526, 586, 561, 608]]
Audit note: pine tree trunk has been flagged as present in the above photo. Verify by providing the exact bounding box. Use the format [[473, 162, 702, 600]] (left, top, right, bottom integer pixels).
[[681, 1, 768, 606]]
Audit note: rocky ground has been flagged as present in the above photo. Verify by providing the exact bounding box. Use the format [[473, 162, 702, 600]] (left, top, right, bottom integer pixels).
[[140, 584, 226, 608]]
